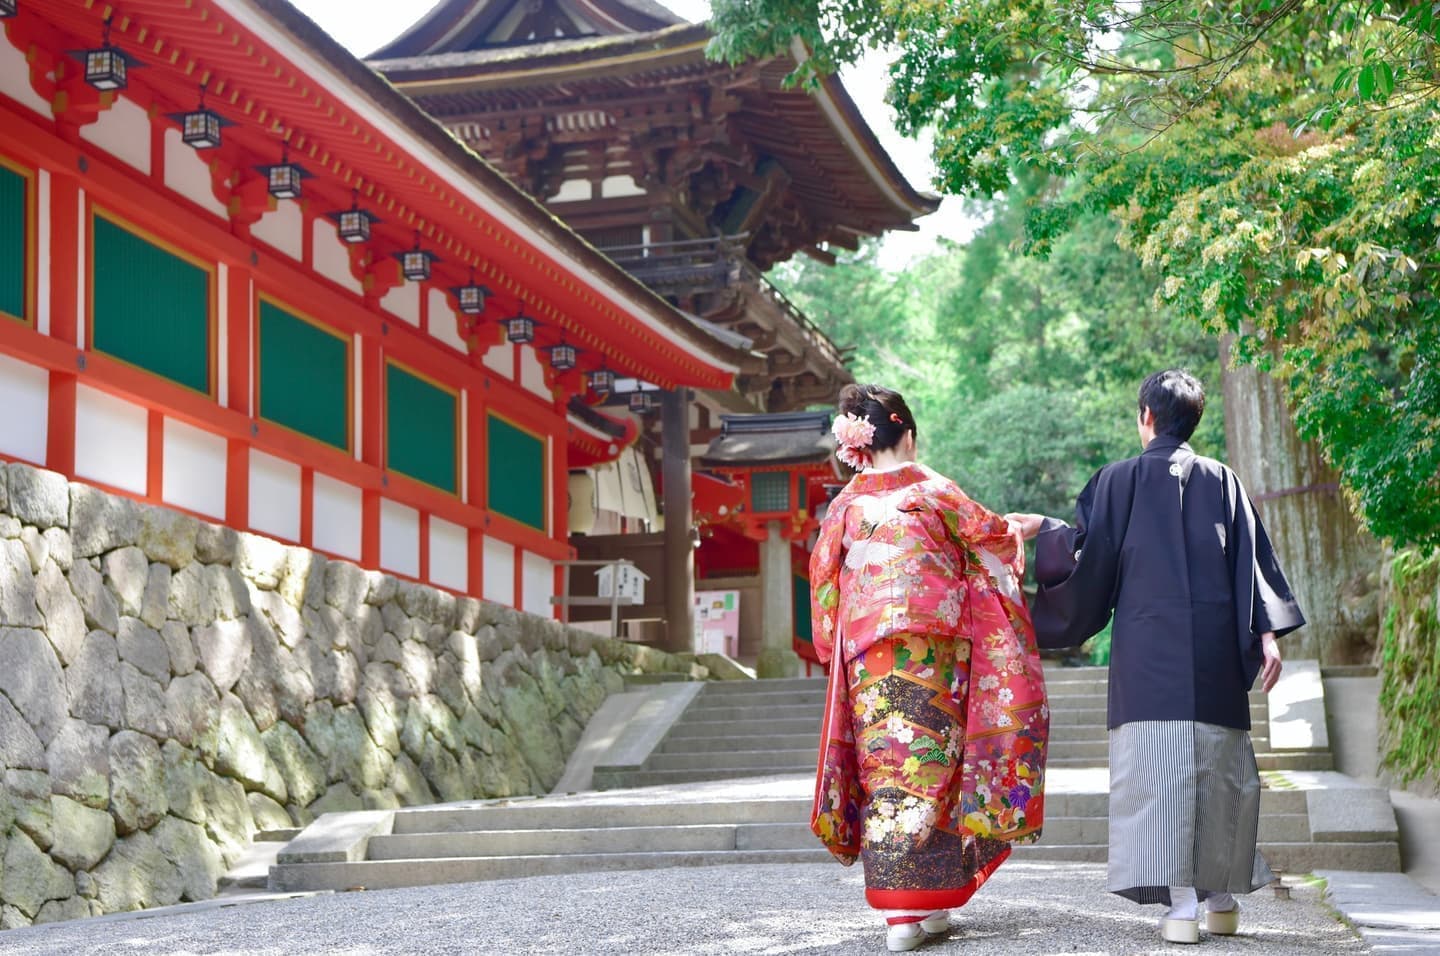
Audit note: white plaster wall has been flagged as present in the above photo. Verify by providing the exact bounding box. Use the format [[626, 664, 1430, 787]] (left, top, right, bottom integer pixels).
[[161, 418, 226, 519], [600, 176, 647, 199], [81, 97, 151, 175], [0, 37, 50, 116], [312, 473, 362, 561], [250, 198, 304, 261], [74, 386, 147, 495], [0, 355, 48, 465], [522, 551, 555, 618], [551, 179, 592, 202], [248, 450, 301, 542], [483, 536, 515, 606], [382, 281, 420, 327], [482, 342, 515, 380], [428, 517, 468, 592], [519, 345, 549, 399], [379, 498, 419, 578], [163, 129, 228, 219], [312, 219, 362, 295], [428, 289, 466, 352]]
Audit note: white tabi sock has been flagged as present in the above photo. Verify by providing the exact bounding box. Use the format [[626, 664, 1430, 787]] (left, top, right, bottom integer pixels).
[[1206, 892, 1237, 913], [1166, 886, 1199, 921]]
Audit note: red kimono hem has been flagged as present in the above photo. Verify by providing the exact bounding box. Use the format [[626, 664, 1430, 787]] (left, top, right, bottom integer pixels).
[[863, 844, 1011, 911]]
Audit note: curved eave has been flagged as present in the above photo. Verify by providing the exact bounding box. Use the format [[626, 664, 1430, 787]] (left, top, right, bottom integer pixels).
[[370, 0, 684, 60], [39, 0, 738, 393]]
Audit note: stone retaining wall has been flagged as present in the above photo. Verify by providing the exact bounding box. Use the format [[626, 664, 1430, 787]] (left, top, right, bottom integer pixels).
[[1378, 548, 1440, 796], [0, 462, 703, 928]]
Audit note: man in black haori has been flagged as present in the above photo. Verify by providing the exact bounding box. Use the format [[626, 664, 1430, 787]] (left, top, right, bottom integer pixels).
[[1007, 368, 1304, 945]]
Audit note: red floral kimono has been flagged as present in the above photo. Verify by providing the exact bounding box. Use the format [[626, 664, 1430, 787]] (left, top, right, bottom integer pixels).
[[808, 463, 1049, 912]]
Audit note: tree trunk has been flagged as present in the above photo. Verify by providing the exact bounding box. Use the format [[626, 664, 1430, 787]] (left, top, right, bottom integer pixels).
[[1220, 355, 1382, 664]]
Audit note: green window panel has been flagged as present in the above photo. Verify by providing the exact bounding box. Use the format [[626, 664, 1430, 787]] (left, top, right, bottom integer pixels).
[[386, 364, 458, 494], [0, 164, 26, 321], [92, 215, 210, 393], [487, 413, 546, 530], [793, 573, 814, 646], [259, 301, 349, 450], [750, 472, 791, 513]]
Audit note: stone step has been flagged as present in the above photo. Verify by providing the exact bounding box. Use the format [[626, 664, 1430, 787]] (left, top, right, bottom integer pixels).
[[655, 734, 820, 755], [370, 822, 815, 859], [1042, 787, 1309, 817], [595, 766, 800, 788], [644, 749, 817, 772], [688, 691, 828, 708], [677, 703, 822, 723], [390, 798, 811, 835], [1257, 753, 1334, 772], [1011, 841, 1398, 871], [1029, 814, 1312, 845], [269, 848, 836, 893], [665, 717, 820, 739], [1049, 706, 1268, 726], [698, 678, 826, 695]]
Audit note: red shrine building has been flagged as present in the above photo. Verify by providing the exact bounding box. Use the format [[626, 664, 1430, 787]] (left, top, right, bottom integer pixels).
[[368, 0, 936, 673], [0, 0, 934, 676]]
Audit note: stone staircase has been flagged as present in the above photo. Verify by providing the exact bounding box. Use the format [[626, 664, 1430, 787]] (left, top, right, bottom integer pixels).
[[264, 661, 1401, 894], [593, 677, 823, 789]]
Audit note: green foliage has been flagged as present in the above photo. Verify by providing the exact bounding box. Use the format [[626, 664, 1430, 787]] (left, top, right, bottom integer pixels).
[[1378, 548, 1440, 788], [711, 0, 1440, 546]]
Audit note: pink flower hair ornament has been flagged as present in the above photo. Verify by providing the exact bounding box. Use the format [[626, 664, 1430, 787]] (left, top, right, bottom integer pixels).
[[832, 412, 876, 470]]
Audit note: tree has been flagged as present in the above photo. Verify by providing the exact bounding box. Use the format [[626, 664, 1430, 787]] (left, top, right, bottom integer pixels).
[[714, 0, 1440, 546]]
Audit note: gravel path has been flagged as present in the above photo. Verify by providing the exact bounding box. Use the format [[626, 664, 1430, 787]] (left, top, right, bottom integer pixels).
[[1, 861, 1364, 955]]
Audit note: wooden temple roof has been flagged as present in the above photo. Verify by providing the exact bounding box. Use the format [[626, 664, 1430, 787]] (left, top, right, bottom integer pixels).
[[699, 412, 837, 469], [370, 0, 683, 59], [368, 23, 941, 264]]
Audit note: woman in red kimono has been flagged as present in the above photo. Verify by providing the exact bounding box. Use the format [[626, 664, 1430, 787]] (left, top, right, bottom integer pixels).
[[809, 384, 1050, 952]]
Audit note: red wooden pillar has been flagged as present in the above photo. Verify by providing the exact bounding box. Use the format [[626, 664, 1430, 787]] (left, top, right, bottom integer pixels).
[[225, 262, 253, 529], [466, 388, 486, 598], [45, 173, 82, 475], [360, 335, 384, 569]]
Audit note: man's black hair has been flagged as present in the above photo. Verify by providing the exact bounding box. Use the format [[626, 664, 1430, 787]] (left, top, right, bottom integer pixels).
[[1138, 369, 1205, 441]]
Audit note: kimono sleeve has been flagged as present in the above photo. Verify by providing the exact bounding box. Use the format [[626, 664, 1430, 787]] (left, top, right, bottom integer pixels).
[[1229, 470, 1305, 639], [808, 503, 847, 666], [934, 486, 1023, 575], [1030, 467, 1126, 649]]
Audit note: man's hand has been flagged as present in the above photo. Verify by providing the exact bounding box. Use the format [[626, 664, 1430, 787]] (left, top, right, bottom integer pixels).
[[1004, 513, 1046, 541], [1260, 632, 1283, 693]]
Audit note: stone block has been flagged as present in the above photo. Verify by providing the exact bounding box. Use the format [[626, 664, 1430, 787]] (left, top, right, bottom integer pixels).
[[215, 694, 288, 803], [0, 538, 43, 627], [0, 693, 46, 770], [236, 533, 289, 590], [247, 791, 294, 833], [371, 632, 404, 665], [307, 782, 366, 817], [41, 529, 72, 571], [164, 672, 221, 757], [252, 587, 305, 649], [281, 546, 327, 610], [309, 645, 360, 705], [69, 484, 140, 557], [160, 741, 209, 824], [195, 522, 239, 565], [34, 897, 92, 925], [108, 729, 167, 834], [120, 662, 170, 739], [193, 618, 252, 693], [151, 815, 224, 902], [388, 751, 436, 806], [357, 681, 403, 756], [35, 559, 85, 665], [455, 597, 482, 634], [101, 546, 149, 618], [162, 621, 196, 676], [1307, 784, 1400, 843], [136, 506, 199, 569], [7, 464, 69, 529], [49, 795, 116, 870], [325, 560, 369, 613], [306, 702, 390, 790], [1, 905, 32, 929], [64, 631, 124, 730], [20, 525, 48, 572], [68, 560, 119, 634], [0, 626, 67, 744], [140, 563, 171, 630], [202, 771, 256, 864], [261, 721, 326, 809], [419, 735, 468, 802], [398, 582, 441, 623], [46, 718, 110, 808], [2, 829, 75, 918], [400, 639, 436, 696], [365, 570, 398, 606], [8, 768, 54, 848], [276, 807, 391, 864], [92, 830, 183, 912], [117, 617, 171, 683]]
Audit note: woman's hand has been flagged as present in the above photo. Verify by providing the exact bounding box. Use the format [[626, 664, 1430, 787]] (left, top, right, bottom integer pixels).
[[1003, 513, 1046, 541], [1260, 632, 1283, 693]]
